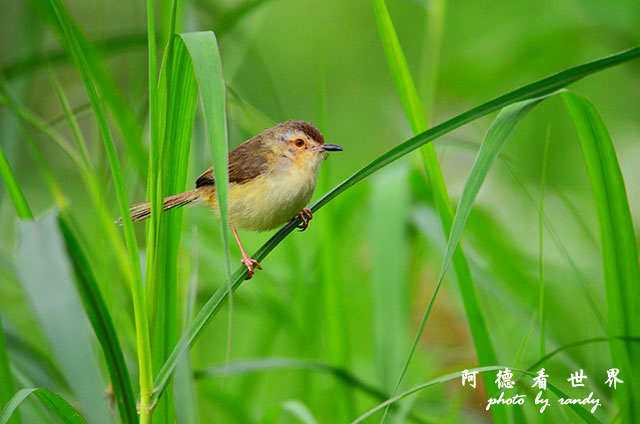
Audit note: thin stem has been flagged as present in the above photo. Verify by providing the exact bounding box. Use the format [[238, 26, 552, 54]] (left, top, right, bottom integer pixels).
[[47, 1, 154, 423], [48, 69, 91, 169], [140, 0, 159, 420], [0, 142, 33, 219], [144, 0, 161, 332], [539, 126, 551, 358], [0, 94, 83, 168]]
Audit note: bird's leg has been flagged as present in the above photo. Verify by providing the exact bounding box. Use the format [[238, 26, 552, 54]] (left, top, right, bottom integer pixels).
[[231, 225, 262, 280], [295, 208, 313, 232]]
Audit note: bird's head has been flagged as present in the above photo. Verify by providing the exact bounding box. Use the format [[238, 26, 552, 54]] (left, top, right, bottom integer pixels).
[[265, 120, 343, 169]]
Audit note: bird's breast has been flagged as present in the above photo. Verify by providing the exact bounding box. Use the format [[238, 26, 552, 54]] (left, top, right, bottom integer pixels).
[[205, 160, 319, 232]]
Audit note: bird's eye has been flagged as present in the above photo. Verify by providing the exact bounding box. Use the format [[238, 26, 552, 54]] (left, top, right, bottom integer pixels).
[[295, 138, 305, 147]]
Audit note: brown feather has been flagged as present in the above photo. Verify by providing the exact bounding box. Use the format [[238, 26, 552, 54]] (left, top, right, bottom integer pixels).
[[284, 120, 325, 144], [115, 189, 201, 224], [195, 133, 269, 188]]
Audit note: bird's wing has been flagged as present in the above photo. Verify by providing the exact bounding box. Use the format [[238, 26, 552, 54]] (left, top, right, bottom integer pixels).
[[195, 167, 215, 187], [195, 137, 270, 188]]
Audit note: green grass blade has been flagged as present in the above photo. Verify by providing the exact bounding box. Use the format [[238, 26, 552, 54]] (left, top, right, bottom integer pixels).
[[333, 47, 640, 207], [144, 0, 162, 334], [401, 95, 549, 424], [372, 2, 501, 421], [180, 30, 233, 387], [0, 0, 41, 135], [0, 74, 67, 210], [15, 212, 109, 424], [179, 30, 232, 298], [0, 75, 41, 219], [526, 336, 640, 371], [370, 165, 410, 389], [57, 214, 137, 424], [47, 69, 136, 294], [500, 162, 607, 329], [416, 96, 549, 423], [562, 91, 640, 421], [151, 47, 640, 402], [196, 359, 392, 400], [174, 232, 200, 424], [151, 18, 198, 423], [538, 125, 551, 358], [0, 143, 32, 219], [263, 401, 318, 424], [0, 315, 20, 424], [438, 95, 550, 289], [48, 70, 91, 169], [48, 67, 134, 291], [372, 0, 427, 133], [1, 33, 148, 80], [418, 0, 446, 121], [181, 31, 235, 408], [0, 94, 83, 168], [174, 336, 198, 424], [351, 367, 599, 424], [5, 0, 269, 82], [195, 358, 427, 424], [0, 388, 87, 424], [30, 0, 148, 180], [416, 97, 567, 424], [3, 331, 70, 392], [227, 87, 276, 134], [45, 0, 153, 419], [312, 40, 355, 420], [513, 311, 538, 369], [145, 29, 230, 406], [214, 0, 277, 35]]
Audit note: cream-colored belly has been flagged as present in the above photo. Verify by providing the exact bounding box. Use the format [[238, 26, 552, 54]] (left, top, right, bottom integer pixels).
[[205, 163, 319, 232]]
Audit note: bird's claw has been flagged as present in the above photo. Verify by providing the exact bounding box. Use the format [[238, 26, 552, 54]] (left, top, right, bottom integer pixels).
[[241, 255, 262, 280], [295, 208, 313, 231]]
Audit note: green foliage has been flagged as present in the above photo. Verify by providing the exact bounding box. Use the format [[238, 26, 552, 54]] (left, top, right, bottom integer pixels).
[[43, 0, 153, 420], [0, 315, 19, 424], [150, 47, 639, 412], [563, 92, 640, 421], [0, 1, 639, 422], [58, 215, 137, 424], [0, 388, 87, 424], [438, 95, 551, 281], [372, 4, 501, 422], [29, 0, 148, 180], [0, 144, 32, 220], [180, 30, 232, 311], [15, 213, 109, 423], [371, 165, 410, 390]]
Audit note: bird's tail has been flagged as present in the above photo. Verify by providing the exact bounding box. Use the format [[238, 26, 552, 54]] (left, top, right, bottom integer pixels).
[[115, 189, 201, 224]]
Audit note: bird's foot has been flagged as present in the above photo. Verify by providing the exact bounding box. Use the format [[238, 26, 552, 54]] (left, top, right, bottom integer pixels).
[[240, 254, 262, 280], [295, 208, 313, 231]]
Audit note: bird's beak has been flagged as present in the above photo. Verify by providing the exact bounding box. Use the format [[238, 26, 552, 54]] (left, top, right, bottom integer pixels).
[[316, 143, 343, 152]]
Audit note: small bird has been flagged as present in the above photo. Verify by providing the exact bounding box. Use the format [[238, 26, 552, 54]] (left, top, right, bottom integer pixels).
[[120, 120, 342, 279]]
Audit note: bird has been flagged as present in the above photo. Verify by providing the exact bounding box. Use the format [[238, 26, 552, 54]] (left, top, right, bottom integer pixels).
[[118, 120, 343, 279]]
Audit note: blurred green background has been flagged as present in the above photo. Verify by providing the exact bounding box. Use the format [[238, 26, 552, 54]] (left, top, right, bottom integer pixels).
[[1, 0, 639, 422]]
